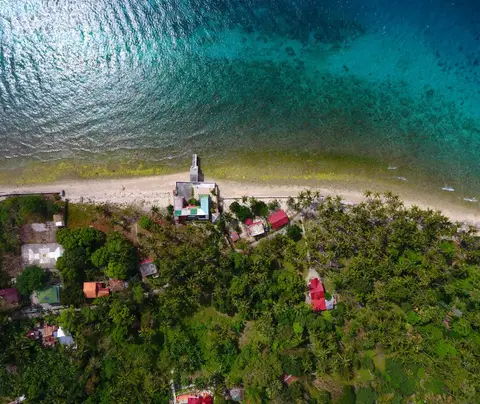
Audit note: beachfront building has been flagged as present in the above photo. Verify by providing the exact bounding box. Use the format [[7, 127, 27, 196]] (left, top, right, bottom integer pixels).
[[174, 193, 212, 222], [21, 243, 63, 269], [268, 210, 289, 230], [174, 154, 218, 223], [245, 218, 266, 237], [83, 282, 110, 299]]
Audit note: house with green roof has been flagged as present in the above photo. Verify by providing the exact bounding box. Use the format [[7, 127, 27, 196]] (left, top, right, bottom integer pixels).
[[174, 194, 211, 222], [173, 155, 219, 223]]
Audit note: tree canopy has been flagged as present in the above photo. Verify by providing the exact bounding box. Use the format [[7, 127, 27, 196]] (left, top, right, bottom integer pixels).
[[0, 193, 479, 402], [16, 266, 46, 297]]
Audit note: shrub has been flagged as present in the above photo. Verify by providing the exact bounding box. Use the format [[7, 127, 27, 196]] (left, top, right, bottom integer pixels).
[[249, 198, 268, 217], [229, 202, 253, 222], [268, 200, 281, 211], [139, 216, 154, 230], [286, 224, 303, 241], [338, 385, 356, 404], [356, 386, 377, 404]]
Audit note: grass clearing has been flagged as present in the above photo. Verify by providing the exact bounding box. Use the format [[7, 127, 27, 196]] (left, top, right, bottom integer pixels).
[[238, 320, 265, 348], [372, 350, 386, 372], [356, 368, 375, 382], [66, 203, 99, 228]]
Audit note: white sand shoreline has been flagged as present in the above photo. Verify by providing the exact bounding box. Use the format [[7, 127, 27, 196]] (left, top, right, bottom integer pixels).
[[1, 172, 479, 227]]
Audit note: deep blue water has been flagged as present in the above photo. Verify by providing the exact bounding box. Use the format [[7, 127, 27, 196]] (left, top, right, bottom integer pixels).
[[0, 0, 479, 191]]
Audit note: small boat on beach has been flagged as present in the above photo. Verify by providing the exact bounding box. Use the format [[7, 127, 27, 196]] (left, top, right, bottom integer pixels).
[[463, 197, 478, 203], [441, 186, 455, 192], [395, 176, 407, 181]]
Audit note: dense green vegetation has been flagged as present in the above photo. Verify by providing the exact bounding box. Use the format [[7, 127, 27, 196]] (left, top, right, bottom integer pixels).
[[0, 195, 60, 287], [16, 266, 46, 298], [0, 193, 479, 403], [56, 227, 136, 306]]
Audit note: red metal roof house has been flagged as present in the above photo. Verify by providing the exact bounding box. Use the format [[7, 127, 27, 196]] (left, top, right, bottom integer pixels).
[[312, 298, 327, 312], [309, 278, 327, 312], [0, 288, 20, 305], [189, 397, 212, 404], [181, 394, 213, 404], [309, 278, 324, 300], [268, 210, 289, 230]]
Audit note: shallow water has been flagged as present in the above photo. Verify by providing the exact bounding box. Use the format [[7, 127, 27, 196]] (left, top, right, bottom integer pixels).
[[0, 0, 479, 193]]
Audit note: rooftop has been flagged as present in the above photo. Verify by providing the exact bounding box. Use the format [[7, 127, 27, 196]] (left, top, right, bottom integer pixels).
[[175, 181, 216, 202], [248, 221, 265, 237], [53, 213, 65, 227], [83, 282, 109, 299], [55, 327, 75, 346], [174, 194, 211, 220], [139, 259, 158, 278], [0, 288, 20, 305], [176, 395, 213, 404], [309, 278, 336, 312], [268, 210, 289, 230], [21, 243, 63, 269]]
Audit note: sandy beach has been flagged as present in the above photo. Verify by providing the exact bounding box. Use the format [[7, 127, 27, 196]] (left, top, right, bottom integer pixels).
[[1, 172, 479, 227]]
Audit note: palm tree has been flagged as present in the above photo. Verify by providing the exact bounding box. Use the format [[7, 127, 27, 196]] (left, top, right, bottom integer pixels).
[[151, 205, 160, 217]]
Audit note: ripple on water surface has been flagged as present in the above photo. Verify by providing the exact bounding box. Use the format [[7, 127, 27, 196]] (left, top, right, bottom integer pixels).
[[0, 0, 479, 193]]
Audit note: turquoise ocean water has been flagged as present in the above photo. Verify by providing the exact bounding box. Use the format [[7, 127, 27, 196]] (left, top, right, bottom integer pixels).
[[0, 0, 479, 193]]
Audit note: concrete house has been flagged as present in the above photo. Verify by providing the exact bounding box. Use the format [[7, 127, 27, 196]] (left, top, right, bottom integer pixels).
[[21, 243, 63, 269], [173, 154, 218, 223]]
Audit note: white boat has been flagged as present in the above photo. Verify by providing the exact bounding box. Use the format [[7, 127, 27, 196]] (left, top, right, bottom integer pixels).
[[396, 176, 407, 181], [387, 165, 397, 170], [441, 186, 455, 192], [463, 197, 478, 203]]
